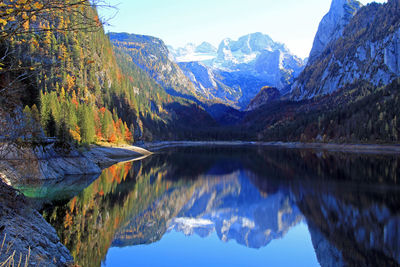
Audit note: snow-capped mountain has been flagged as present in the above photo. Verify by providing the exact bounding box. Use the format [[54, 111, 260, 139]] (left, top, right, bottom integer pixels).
[[168, 42, 217, 63], [214, 33, 287, 70], [169, 33, 305, 109]]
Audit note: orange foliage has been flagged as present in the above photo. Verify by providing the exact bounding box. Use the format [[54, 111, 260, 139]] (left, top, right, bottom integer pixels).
[[108, 133, 117, 143], [93, 110, 102, 141], [123, 163, 132, 179], [69, 197, 77, 213], [64, 212, 73, 229], [72, 91, 79, 108], [125, 126, 133, 143], [108, 165, 117, 181]]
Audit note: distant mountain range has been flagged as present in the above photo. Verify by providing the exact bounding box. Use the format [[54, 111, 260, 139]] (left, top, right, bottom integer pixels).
[[169, 33, 305, 109]]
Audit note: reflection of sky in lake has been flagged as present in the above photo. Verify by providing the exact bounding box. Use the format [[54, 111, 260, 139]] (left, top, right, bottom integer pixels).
[[103, 222, 319, 267], [35, 146, 400, 267]]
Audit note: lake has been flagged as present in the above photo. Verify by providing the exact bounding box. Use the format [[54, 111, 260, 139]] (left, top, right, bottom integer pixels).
[[25, 146, 400, 267]]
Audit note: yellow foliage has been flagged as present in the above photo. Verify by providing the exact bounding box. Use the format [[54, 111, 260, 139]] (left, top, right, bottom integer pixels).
[[32, 2, 44, 9], [0, 19, 7, 26], [69, 126, 81, 142]]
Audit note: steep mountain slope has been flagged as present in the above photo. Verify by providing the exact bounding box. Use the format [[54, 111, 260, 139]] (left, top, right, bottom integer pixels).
[[108, 33, 201, 100], [291, 0, 400, 99], [308, 0, 363, 63], [169, 33, 304, 109], [244, 79, 400, 143], [178, 61, 240, 107], [242, 0, 400, 143]]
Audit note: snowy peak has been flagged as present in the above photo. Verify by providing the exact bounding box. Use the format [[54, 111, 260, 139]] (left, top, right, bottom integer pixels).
[[214, 32, 293, 69], [169, 42, 217, 63], [220, 32, 283, 55], [195, 42, 217, 54]]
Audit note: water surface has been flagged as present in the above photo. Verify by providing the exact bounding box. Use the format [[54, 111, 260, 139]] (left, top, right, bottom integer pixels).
[[29, 146, 400, 267]]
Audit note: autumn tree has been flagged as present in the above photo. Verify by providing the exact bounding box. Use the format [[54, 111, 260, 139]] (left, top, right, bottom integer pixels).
[[0, 0, 116, 158], [0, 0, 116, 105]]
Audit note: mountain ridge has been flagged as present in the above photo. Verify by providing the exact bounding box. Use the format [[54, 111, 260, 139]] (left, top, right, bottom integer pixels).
[[169, 32, 304, 109]]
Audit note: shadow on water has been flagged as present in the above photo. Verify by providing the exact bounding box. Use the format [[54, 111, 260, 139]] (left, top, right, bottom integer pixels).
[[28, 146, 400, 267]]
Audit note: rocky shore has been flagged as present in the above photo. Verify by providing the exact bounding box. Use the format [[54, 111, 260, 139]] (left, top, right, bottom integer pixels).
[[0, 144, 151, 184], [0, 180, 73, 266]]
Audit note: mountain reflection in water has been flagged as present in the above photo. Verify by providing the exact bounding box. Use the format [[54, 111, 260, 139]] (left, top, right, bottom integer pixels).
[[37, 146, 400, 267]]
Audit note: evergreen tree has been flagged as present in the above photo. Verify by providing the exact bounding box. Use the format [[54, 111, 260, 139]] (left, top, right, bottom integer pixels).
[[79, 105, 95, 144], [46, 113, 57, 137]]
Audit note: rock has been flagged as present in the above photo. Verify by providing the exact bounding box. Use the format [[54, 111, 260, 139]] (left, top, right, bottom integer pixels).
[[291, 0, 400, 100], [178, 61, 240, 107], [0, 181, 73, 266], [309, 0, 363, 63], [0, 144, 101, 183], [0, 144, 147, 183]]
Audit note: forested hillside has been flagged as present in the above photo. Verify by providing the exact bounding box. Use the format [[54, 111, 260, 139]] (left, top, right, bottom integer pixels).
[[109, 32, 201, 101], [0, 1, 144, 144], [244, 79, 400, 143], [0, 0, 222, 144]]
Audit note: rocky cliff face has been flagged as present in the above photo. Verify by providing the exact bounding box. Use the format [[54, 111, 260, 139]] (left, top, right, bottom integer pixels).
[[178, 61, 241, 107], [292, 0, 400, 100], [308, 0, 363, 63]]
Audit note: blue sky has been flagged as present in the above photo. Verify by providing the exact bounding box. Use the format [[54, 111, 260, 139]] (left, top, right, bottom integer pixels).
[[99, 0, 387, 58]]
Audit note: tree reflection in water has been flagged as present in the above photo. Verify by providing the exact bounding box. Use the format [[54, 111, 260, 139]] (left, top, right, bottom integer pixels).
[[38, 146, 400, 267]]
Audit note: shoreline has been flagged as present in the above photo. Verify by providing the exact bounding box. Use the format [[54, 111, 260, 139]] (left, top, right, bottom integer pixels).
[[0, 144, 152, 184], [142, 141, 400, 154], [85, 145, 152, 170], [0, 144, 152, 267]]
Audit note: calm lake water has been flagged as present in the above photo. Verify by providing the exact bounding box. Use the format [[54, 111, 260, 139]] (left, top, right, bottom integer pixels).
[[23, 146, 400, 267]]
